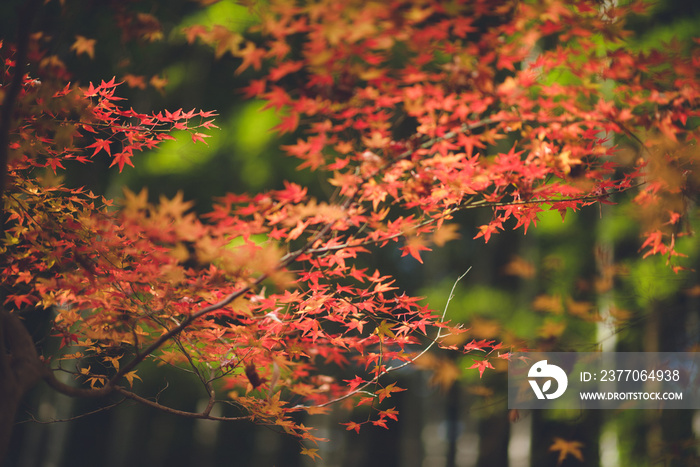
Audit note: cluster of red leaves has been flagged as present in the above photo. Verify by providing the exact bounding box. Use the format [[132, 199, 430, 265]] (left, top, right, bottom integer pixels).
[[3, 0, 700, 449], [3, 41, 217, 174], [186, 0, 700, 265]]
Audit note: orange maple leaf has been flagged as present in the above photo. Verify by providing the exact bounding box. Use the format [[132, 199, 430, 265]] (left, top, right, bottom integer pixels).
[[300, 448, 321, 461], [342, 421, 362, 433], [149, 75, 169, 93], [549, 437, 584, 465], [122, 74, 147, 89], [70, 35, 96, 59]]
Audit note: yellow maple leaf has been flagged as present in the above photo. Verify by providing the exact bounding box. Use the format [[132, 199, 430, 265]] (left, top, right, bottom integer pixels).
[[149, 75, 168, 93], [549, 437, 584, 465], [70, 35, 96, 59], [124, 371, 143, 388], [300, 448, 321, 460], [537, 319, 566, 339], [122, 186, 149, 215], [103, 355, 120, 371], [532, 294, 564, 314], [432, 223, 460, 247]]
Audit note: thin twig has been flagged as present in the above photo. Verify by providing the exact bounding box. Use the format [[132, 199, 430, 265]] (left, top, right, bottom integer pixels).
[[291, 268, 472, 410], [17, 399, 126, 425]]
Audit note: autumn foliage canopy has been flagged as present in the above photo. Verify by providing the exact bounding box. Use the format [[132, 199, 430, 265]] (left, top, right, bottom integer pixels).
[[1, 0, 699, 459]]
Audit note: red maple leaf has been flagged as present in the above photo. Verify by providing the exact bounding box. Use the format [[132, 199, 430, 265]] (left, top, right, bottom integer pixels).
[[468, 359, 495, 378]]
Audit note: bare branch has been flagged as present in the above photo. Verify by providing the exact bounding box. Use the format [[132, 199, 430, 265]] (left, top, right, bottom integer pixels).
[[113, 386, 251, 421], [17, 399, 126, 425]]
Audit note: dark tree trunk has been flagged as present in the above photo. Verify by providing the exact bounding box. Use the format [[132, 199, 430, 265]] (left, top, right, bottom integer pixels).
[[0, 310, 43, 463]]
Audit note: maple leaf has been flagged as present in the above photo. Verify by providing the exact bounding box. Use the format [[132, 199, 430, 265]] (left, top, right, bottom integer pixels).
[[45, 157, 65, 173], [300, 448, 321, 460], [71, 35, 96, 59], [378, 407, 399, 422], [549, 437, 584, 465], [640, 230, 667, 258], [158, 191, 194, 219], [432, 223, 460, 247], [538, 319, 567, 339], [109, 150, 134, 172], [342, 421, 362, 434], [400, 237, 431, 263], [86, 138, 112, 157], [375, 382, 406, 402], [274, 111, 300, 135], [235, 41, 266, 75], [268, 61, 303, 81], [239, 79, 267, 99], [343, 375, 366, 392], [4, 294, 35, 309], [123, 371, 142, 388], [474, 220, 503, 243], [497, 53, 517, 71], [422, 355, 461, 391], [191, 132, 211, 144], [122, 74, 147, 89], [468, 359, 494, 378], [287, 220, 309, 241], [463, 339, 492, 353], [371, 418, 388, 429], [122, 186, 149, 213], [149, 75, 168, 93]]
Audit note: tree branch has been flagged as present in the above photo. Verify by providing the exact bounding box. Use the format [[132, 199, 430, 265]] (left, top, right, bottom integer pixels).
[[113, 386, 251, 421], [42, 368, 113, 398], [17, 399, 126, 425]]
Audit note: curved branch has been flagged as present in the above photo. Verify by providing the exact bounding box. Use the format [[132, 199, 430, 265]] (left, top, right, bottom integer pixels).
[[41, 370, 250, 422], [113, 386, 251, 421], [41, 368, 112, 398]]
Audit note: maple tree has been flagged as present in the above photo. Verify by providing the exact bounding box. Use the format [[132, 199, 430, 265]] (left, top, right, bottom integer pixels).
[[1, 0, 700, 463]]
